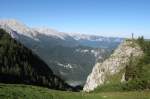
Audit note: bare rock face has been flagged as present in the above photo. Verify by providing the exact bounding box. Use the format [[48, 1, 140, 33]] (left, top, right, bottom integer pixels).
[[83, 40, 143, 92]]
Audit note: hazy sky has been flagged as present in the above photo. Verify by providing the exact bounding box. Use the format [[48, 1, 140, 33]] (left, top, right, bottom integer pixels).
[[0, 0, 150, 38]]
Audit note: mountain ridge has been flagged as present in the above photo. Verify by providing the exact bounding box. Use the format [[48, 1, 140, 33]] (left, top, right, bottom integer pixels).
[[0, 19, 123, 44]]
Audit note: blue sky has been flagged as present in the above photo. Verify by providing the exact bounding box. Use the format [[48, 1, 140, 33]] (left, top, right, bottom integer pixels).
[[0, 0, 150, 38]]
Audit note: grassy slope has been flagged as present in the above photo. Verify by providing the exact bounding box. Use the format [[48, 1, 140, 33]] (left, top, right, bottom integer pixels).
[[0, 84, 150, 99], [93, 69, 125, 92]]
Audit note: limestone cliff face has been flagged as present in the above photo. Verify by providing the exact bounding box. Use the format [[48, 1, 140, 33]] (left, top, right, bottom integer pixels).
[[83, 40, 143, 92]]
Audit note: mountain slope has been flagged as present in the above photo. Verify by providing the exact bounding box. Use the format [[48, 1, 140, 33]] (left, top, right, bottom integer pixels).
[[0, 29, 73, 91], [83, 39, 143, 92]]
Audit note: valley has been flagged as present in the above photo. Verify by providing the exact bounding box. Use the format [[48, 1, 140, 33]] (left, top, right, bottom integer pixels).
[[0, 0, 150, 98]]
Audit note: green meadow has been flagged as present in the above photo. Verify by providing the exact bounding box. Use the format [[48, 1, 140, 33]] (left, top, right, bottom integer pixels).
[[0, 84, 149, 99]]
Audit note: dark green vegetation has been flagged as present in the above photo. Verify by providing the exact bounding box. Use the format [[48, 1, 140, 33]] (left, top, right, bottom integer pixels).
[[124, 37, 150, 90], [0, 84, 149, 99], [0, 29, 74, 91]]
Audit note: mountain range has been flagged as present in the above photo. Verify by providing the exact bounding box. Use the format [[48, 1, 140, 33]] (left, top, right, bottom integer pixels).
[[0, 19, 123, 86]]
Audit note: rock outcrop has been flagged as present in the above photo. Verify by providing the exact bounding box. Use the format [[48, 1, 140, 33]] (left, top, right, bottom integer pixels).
[[83, 40, 143, 92]]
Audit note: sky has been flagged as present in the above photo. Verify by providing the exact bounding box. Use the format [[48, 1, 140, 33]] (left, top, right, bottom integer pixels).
[[0, 0, 150, 38]]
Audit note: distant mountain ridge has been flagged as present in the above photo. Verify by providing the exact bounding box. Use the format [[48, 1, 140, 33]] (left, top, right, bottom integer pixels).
[[69, 33, 123, 49], [0, 19, 123, 48]]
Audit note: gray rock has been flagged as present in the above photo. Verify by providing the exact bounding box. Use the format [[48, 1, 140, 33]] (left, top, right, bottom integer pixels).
[[83, 40, 143, 92]]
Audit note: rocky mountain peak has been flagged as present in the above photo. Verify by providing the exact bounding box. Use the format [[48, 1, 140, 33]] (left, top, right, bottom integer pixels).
[[0, 19, 30, 32], [0, 19, 38, 39]]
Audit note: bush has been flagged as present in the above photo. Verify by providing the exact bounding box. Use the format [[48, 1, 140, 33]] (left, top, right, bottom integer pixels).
[[124, 36, 150, 90]]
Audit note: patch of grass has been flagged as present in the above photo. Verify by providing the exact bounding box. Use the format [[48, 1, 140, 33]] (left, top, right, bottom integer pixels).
[[0, 83, 149, 99], [93, 69, 125, 92]]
